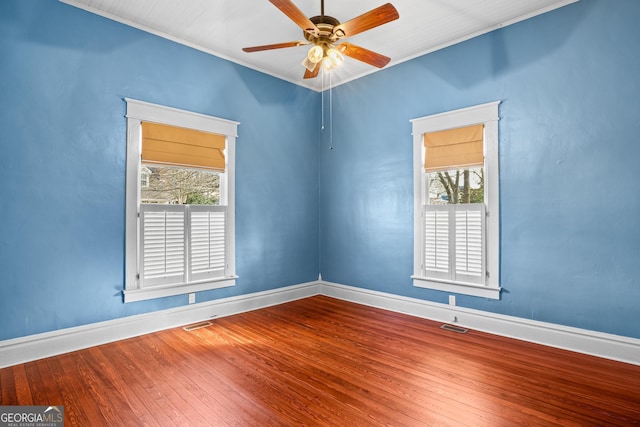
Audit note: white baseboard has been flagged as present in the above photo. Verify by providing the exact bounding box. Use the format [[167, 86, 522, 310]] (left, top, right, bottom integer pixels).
[[2, 280, 639, 368], [319, 281, 640, 366], [0, 282, 321, 369]]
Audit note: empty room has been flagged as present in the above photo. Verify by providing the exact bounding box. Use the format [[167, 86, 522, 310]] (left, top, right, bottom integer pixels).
[[1, 0, 639, 425]]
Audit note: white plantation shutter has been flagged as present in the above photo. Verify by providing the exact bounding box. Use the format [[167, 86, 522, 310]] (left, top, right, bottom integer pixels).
[[424, 207, 450, 277], [139, 205, 227, 288], [454, 204, 485, 284], [140, 205, 185, 287], [190, 206, 226, 281], [423, 204, 485, 284]]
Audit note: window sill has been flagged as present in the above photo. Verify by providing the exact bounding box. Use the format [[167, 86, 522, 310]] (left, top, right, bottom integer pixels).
[[123, 276, 238, 303], [412, 276, 501, 299]]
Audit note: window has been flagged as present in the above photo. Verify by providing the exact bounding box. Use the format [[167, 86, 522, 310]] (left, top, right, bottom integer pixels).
[[140, 166, 151, 188], [411, 101, 501, 299], [123, 98, 239, 303]]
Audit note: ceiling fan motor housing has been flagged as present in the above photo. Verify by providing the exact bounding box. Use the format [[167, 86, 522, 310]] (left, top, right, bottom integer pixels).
[[305, 15, 343, 44]]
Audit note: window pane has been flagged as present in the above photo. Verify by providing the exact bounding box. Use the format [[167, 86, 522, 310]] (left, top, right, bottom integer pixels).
[[427, 167, 484, 205], [141, 164, 221, 205]]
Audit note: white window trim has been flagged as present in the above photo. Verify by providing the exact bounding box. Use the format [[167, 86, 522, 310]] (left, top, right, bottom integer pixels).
[[410, 101, 501, 299], [123, 98, 239, 303]]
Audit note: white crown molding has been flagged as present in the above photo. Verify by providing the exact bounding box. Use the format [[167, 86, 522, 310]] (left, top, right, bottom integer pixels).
[[2, 279, 638, 368], [59, 0, 578, 93]]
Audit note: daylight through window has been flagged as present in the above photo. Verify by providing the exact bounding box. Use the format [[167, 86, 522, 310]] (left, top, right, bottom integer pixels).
[[411, 102, 501, 299], [124, 99, 238, 303]]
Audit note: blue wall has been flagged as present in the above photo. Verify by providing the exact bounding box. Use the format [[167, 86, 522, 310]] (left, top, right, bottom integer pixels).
[[0, 1, 319, 340], [1, 0, 638, 343], [320, 0, 640, 338]]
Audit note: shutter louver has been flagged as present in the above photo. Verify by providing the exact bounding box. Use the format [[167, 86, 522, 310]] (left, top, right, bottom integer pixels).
[[455, 205, 485, 280], [141, 206, 185, 286], [190, 207, 226, 280], [424, 208, 449, 274]]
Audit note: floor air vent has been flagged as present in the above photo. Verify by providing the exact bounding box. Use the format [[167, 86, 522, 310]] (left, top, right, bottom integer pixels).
[[441, 324, 468, 334], [183, 321, 213, 332]]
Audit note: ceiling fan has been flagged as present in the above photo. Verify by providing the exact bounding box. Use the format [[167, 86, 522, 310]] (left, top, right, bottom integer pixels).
[[242, 0, 399, 79]]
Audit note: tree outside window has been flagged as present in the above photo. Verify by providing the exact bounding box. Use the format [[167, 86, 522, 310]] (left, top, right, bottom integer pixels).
[[141, 164, 220, 205], [427, 166, 484, 205]]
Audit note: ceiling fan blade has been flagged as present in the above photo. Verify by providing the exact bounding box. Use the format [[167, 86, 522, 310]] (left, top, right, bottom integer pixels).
[[269, 0, 319, 37], [303, 63, 321, 79], [337, 42, 391, 68], [242, 41, 305, 52], [333, 3, 399, 39]]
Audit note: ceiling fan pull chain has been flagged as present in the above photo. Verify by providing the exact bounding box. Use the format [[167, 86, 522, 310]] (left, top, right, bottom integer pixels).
[[329, 71, 333, 150], [321, 69, 325, 131]]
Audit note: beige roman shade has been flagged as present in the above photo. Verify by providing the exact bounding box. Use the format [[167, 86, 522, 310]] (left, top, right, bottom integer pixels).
[[423, 124, 484, 171], [141, 122, 226, 171]]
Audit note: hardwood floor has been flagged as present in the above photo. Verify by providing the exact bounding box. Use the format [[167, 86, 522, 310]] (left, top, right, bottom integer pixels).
[[1, 295, 639, 426]]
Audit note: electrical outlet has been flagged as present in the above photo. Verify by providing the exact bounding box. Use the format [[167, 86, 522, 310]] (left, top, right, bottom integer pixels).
[[448, 295, 456, 306], [188, 293, 196, 304]]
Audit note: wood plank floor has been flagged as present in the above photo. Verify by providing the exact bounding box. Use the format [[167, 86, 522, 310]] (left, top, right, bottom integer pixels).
[[1, 295, 639, 426]]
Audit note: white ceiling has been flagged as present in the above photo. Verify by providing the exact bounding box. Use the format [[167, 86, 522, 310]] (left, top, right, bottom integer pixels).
[[61, 0, 578, 91]]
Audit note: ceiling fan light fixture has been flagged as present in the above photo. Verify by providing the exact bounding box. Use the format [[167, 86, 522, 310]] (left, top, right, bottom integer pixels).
[[302, 56, 318, 72], [322, 57, 335, 72], [327, 47, 344, 63], [322, 47, 344, 71], [307, 45, 324, 63]]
